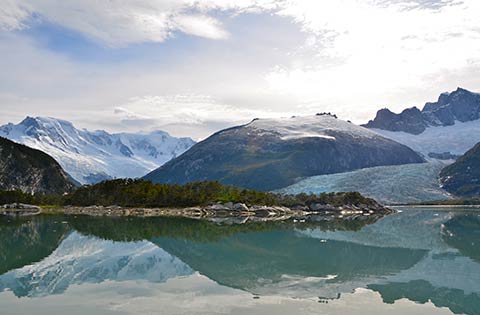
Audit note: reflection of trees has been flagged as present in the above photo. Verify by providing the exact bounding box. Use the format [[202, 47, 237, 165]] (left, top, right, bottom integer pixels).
[[369, 280, 480, 315], [0, 216, 70, 275], [67, 214, 385, 243], [442, 214, 480, 263]]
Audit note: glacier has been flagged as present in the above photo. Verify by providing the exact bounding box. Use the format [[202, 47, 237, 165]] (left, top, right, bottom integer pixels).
[[278, 160, 452, 204], [370, 118, 480, 156]]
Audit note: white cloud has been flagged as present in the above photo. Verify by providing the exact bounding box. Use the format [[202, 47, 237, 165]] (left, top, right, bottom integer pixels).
[[262, 0, 480, 117], [0, 0, 281, 46], [0, 0, 31, 31], [114, 94, 296, 134], [1, 0, 480, 138]]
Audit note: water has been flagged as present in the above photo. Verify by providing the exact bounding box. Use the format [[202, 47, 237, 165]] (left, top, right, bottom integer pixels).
[[0, 207, 479, 315]]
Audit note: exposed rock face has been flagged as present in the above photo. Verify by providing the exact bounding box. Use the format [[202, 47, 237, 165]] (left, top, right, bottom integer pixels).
[[0, 117, 196, 184], [364, 107, 426, 135], [144, 115, 424, 191], [440, 142, 480, 197], [0, 137, 75, 194], [364, 88, 480, 134]]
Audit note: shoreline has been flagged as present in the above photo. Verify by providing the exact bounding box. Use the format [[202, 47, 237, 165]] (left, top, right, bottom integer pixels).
[[1, 203, 394, 221]]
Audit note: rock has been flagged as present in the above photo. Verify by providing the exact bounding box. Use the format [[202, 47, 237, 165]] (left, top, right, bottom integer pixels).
[[1, 203, 40, 210], [0, 137, 75, 194], [290, 205, 309, 211], [233, 203, 249, 211], [363, 107, 426, 135], [223, 202, 234, 209], [206, 203, 228, 211], [308, 203, 336, 211], [364, 87, 480, 135]]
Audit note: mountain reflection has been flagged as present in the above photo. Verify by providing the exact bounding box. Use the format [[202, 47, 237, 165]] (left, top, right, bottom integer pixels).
[[0, 210, 479, 315]]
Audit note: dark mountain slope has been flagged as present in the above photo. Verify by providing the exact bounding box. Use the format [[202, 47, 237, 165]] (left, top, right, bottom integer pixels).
[[0, 137, 75, 194], [440, 142, 480, 197], [144, 115, 424, 191]]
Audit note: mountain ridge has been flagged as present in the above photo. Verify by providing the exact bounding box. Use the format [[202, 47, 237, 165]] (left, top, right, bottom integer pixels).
[[364, 87, 480, 135], [0, 117, 196, 184]]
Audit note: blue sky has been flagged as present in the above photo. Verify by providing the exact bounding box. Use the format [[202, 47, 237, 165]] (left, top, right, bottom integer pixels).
[[1, 0, 480, 138]]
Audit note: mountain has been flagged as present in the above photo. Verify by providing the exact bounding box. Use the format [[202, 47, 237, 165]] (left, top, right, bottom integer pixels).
[[439, 142, 480, 197], [0, 137, 75, 194], [364, 87, 480, 135], [0, 231, 193, 297], [144, 114, 424, 191], [0, 117, 195, 184]]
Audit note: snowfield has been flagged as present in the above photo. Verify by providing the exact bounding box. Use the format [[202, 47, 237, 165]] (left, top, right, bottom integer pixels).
[[278, 161, 453, 204], [248, 115, 382, 140], [370, 119, 480, 156]]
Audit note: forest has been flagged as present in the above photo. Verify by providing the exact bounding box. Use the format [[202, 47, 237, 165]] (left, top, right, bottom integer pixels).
[[0, 179, 377, 208]]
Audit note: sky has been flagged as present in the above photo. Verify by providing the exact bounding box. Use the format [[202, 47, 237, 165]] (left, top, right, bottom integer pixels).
[[1, 0, 480, 139]]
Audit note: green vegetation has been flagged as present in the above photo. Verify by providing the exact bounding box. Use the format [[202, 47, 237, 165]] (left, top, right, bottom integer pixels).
[[68, 214, 380, 243], [0, 179, 377, 209], [0, 190, 62, 206]]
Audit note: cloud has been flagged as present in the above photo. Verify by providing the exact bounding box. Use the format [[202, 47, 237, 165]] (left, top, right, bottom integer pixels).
[[0, 0, 281, 46], [262, 0, 480, 116], [1, 0, 480, 138], [0, 0, 31, 31]]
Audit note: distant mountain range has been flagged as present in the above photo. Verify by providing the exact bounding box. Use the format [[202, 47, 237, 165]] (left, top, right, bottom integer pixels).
[[0, 117, 195, 184], [364, 87, 480, 135], [0, 137, 75, 194], [144, 114, 424, 191], [3, 88, 480, 201]]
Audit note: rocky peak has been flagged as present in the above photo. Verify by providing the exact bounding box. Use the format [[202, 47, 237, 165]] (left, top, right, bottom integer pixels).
[[363, 106, 426, 135], [364, 88, 480, 134]]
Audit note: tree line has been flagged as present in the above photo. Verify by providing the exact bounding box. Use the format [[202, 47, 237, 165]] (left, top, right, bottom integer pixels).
[[0, 179, 376, 208]]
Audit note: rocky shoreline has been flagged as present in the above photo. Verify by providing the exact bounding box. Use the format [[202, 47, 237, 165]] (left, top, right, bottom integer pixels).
[[1, 201, 394, 222]]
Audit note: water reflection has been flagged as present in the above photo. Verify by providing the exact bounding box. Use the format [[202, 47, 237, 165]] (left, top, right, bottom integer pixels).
[[0, 209, 479, 315]]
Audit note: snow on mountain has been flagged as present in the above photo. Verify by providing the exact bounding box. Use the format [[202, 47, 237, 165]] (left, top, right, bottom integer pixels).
[[0, 232, 193, 297], [249, 114, 381, 141], [0, 117, 195, 184], [370, 118, 480, 157], [278, 160, 452, 204]]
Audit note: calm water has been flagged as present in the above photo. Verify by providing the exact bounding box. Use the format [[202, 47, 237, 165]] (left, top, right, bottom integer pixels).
[[0, 207, 479, 315]]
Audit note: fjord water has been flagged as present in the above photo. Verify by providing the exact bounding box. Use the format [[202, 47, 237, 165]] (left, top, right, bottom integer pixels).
[[0, 208, 479, 315]]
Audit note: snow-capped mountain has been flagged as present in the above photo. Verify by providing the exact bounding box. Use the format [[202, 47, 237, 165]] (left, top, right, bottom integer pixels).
[[145, 114, 424, 191], [283, 88, 480, 203], [364, 87, 480, 135], [364, 88, 480, 157], [0, 232, 193, 297], [0, 117, 196, 184]]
